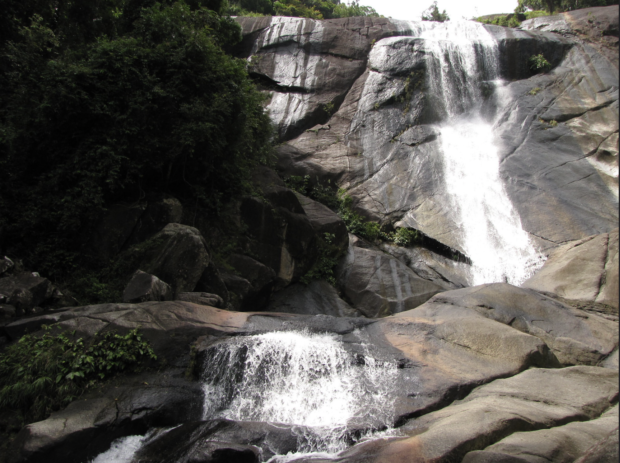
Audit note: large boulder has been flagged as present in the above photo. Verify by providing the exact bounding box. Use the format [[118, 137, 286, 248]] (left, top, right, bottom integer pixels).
[[9, 373, 203, 463], [295, 193, 349, 250], [266, 280, 362, 317], [133, 419, 299, 463], [141, 224, 210, 297], [0, 272, 55, 313], [0, 256, 14, 276], [430, 283, 618, 366], [122, 270, 173, 303], [336, 243, 446, 317], [523, 229, 619, 309], [224, 254, 277, 311]]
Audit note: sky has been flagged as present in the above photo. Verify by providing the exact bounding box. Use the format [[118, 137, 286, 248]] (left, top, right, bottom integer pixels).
[[360, 0, 520, 21]]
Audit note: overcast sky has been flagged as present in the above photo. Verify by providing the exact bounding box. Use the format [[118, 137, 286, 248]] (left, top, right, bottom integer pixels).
[[361, 0, 519, 21]]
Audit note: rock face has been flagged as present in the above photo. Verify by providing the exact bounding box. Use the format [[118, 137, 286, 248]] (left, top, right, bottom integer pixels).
[[463, 405, 619, 463], [523, 228, 619, 309], [339, 366, 618, 463], [236, 7, 618, 264], [6, 280, 619, 463], [337, 242, 447, 317], [266, 280, 361, 317]]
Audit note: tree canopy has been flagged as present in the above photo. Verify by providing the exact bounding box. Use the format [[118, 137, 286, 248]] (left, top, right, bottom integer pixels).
[[227, 0, 381, 19], [515, 0, 617, 14], [0, 0, 273, 277], [421, 1, 449, 22]]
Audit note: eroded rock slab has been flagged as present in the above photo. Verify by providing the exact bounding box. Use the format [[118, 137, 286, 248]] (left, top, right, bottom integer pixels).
[[523, 228, 619, 309], [333, 366, 618, 463], [431, 283, 618, 366], [462, 404, 619, 463]]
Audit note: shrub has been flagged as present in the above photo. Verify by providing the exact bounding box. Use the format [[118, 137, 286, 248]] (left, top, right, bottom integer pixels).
[[301, 232, 341, 285], [0, 328, 156, 423], [393, 228, 422, 247], [530, 53, 551, 72]]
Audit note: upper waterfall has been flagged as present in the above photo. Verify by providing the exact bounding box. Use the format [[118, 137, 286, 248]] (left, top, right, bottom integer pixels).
[[390, 20, 545, 285]]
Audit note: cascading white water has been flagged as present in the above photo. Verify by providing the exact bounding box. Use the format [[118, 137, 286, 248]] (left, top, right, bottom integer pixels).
[[419, 21, 545, 285], [200, 330, 399, 457]]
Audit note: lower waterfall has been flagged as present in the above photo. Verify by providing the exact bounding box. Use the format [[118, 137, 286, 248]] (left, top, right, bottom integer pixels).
[[91, 331, 401, 462], [201, 330, 400, 457]]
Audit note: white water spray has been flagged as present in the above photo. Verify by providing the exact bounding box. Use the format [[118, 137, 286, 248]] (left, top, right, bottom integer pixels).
[[201, 330, 399, 455], [419, 21, 545, 284]]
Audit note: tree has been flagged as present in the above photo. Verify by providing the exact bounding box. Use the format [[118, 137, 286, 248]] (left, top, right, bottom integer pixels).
[[421, 1, 449, 21]]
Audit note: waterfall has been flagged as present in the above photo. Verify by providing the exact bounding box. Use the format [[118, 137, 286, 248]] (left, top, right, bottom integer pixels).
[[420, 21, 545, 285], [200, 330, 399, 456]]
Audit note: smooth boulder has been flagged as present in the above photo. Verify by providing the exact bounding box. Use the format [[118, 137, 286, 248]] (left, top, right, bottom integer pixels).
[[142, 224, 210, 296], [122, 270, 173, 303]]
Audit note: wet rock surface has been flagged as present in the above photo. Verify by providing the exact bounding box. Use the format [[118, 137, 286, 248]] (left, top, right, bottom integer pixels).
[[334, 366, 618, 463], [5, 279, 620, 462]]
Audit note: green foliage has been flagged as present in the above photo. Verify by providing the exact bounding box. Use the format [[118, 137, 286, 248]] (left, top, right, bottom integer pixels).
[[285, 175, 311, 195], [392, 228, 422, 247], [284, 175, 339, 209], [399, 70, 425, 114], [337, 189, 380, 241], [330, 1, 380, 18], [530, 53, 551, 72], [515, 0, 617, 15], [0, 2, 273, 280], [0, 327, 156, 423], [229, 0, 380, 19], [274, 0, 324, 18], [301, 232, 340, 285], [529, 87, 542, 95], [549, 119, 558, 127], [322, 101, 335, 116], [422, 1, 449, 21]]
